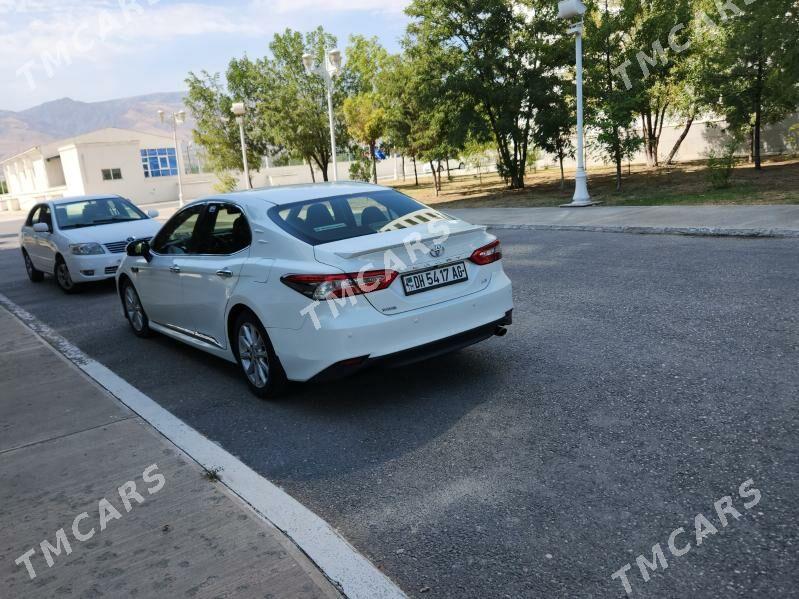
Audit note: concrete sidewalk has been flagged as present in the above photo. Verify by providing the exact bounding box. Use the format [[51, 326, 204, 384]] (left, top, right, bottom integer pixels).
[[450, 205, 799, 237], [0, 308, 340, 599]]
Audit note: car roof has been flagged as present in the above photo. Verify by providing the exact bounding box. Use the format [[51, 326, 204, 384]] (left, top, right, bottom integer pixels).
[[206, 182, 390, 207], [49, 194, 125, 206]]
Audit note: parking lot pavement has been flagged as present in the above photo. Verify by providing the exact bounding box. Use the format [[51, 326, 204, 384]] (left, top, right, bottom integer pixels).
[[0, 308, 341, 599], [0, 225, 797, 598]]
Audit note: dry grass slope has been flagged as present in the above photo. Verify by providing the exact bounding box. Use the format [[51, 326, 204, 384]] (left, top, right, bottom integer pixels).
[[396, 156, 799, 209]]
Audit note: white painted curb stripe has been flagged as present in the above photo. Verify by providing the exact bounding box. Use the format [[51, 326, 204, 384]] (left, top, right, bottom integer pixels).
[[0, 292, 406, 599]]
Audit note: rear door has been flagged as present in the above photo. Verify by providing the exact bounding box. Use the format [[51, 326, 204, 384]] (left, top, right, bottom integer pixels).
[[176, 202, 251, 349]]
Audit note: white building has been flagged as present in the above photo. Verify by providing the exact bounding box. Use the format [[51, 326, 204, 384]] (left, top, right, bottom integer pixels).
[[0, 128, 217, 211]]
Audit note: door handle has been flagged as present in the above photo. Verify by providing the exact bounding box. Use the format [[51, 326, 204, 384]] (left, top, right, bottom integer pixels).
[[216, 268, 233, 278], [169, 265, 181, 273]]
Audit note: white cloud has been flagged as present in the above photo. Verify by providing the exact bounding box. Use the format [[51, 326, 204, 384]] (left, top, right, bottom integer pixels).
[[0, 3, 261, 65], [0, 0, 411, 109]]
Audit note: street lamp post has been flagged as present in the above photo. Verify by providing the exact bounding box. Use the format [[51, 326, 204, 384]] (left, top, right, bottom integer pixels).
[[302, 49, 342, 182], [557, 0, 593, 207], [158, 109, 186, 206], [231, 102, 251, 189]]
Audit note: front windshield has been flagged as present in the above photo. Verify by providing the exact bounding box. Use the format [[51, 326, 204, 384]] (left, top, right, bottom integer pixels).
[[54, 197, 147, 230]]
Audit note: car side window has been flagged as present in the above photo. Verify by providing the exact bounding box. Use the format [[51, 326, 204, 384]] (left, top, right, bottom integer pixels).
[[150, 205, 204, 255], [195, 203, 251, 255]]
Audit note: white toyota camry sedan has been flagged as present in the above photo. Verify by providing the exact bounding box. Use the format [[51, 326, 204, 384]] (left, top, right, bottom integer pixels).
[[117, 182, 513, 397], [20, 195, 162, 293]]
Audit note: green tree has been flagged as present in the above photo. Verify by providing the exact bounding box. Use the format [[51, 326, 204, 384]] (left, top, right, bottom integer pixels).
[[534, 90, 575, 189], [403, 45, 469, 194], [341, 35, 389, 95], [377, 52, 450, 186], [341, 35, 390, 183], [584, 0, 642, 190], [185, 28, 345, 184], [461, 135, 494, 184], [184, 69, 266, 187], [614, 0, 695, 167], [697, 0, 799, 169], [256, 27, 345, 181], [405, 0, 567, 189], [343, 93, 387, 183], [377, 54, 420, 184]]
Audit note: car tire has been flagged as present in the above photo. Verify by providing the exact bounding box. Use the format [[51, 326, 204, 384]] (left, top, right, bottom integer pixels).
[[121, 279, 153, 338], [22, 250, 44, 282], [54, 256, 80, 294], [233, 310, 287, 399]]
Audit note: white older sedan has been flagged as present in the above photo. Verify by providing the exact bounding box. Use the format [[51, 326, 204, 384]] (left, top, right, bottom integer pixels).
[[20, 195, 162, 293], [117, 182, 513, 398]]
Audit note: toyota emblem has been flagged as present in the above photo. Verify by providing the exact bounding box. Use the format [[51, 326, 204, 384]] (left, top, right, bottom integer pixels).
[[429, 243, 445, 258], [126, 236, 135, 243]]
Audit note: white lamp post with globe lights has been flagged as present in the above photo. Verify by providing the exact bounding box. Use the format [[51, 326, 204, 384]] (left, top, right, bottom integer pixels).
[[557, 0, 594, 207], [231, 102, 251, 190], [158, 109, 186, 206], [302, 49, 342, 182]]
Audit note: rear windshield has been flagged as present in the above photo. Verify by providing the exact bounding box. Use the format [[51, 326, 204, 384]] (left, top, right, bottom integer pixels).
[[55, 197, 147, 230], [268, 189, 447, 245]]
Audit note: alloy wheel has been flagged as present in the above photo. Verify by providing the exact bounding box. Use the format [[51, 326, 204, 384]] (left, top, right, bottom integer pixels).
[[56, 262, 73, 290], [124, 285, 145, 332], [238, 322, 270, 388], [24, 253, 33, 276]]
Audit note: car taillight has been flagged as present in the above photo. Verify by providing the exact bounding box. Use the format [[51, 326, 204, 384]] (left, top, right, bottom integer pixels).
[[281, 270, 398, 301], [469, 239, 502, 265]]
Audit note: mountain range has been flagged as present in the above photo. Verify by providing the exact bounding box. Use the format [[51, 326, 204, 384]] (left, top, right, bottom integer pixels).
[[0, 92, 194, 160]]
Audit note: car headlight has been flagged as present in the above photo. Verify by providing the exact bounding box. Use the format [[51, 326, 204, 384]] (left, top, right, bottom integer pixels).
[[70, 243, 105, 255]]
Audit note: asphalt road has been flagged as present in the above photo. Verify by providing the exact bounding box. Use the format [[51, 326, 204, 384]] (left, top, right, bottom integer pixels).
[[1, 219, 797, 599]]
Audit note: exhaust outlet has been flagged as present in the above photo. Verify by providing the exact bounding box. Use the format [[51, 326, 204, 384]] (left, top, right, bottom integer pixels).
[[494, 326, 508, 337]]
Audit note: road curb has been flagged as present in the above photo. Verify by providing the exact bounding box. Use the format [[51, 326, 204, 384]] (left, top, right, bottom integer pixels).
[[481, 223, 799, 238]]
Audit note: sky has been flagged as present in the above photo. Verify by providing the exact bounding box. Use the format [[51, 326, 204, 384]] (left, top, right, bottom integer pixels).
[[0, 0, 412, 112]]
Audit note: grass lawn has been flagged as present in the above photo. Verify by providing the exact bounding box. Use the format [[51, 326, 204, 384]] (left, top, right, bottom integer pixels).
[[393, 156, 799, 209]]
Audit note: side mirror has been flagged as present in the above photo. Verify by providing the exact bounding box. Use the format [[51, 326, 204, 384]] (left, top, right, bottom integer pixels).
[[126, 239, 153, 262], [147, 209, 160, 218], [32, 222, 50, 233]]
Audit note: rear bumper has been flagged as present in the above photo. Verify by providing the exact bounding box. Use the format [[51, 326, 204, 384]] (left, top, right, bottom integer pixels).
[[309, 309, 512, 382], [268, 270, 513, 381]]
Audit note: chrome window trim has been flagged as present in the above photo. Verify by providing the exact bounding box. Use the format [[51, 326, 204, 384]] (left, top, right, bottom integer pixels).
[[149, 199, 252, 259]]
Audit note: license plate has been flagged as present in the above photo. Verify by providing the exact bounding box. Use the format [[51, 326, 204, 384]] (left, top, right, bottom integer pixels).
[[402, 261, 468, 296]]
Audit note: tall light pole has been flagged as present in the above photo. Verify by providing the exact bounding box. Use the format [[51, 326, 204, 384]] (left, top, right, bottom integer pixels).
[[231, 102, 251, 189], [302, 49, 342, 182], [557, 0, 593, 207], [158, 109, 186, 206]]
